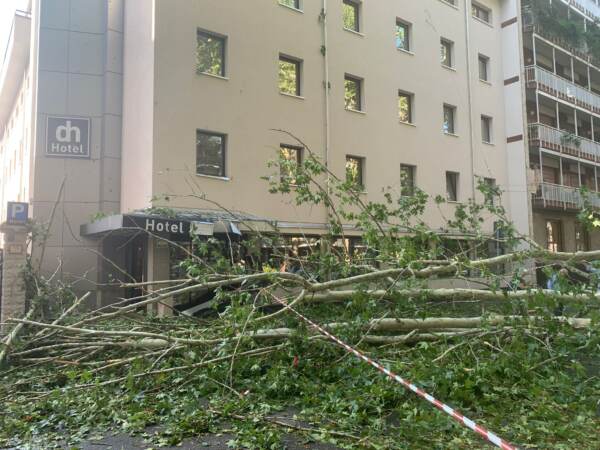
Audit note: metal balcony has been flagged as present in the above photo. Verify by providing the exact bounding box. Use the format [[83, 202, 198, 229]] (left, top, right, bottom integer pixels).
[[534, 182, 600, 210], [569, 0, 600, 20], [528, 122, 600, 162], [525, 65, 600, 116]]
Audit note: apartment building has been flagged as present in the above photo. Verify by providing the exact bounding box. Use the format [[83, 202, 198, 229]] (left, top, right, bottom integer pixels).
[[522, 0, 600, 252], [0, 0, 531, 306]]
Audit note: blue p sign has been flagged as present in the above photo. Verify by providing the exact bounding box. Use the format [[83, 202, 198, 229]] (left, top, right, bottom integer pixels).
[[7, 202, 28, 225]]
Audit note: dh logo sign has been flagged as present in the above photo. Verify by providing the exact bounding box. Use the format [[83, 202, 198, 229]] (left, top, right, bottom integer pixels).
[[46, 117, 90, 158]]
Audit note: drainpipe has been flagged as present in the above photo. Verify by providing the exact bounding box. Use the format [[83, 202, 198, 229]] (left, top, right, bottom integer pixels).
[[321, 0, 332, 223], [464, 0, 477, 200]]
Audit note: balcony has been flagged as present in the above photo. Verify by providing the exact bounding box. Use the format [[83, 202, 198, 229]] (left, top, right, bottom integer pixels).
[[569, 0, 600, 20], [525, 65, 600, 115], [528, 123, 600, 162], [533, 182, 600, 210], [523, 21, 600, 67]]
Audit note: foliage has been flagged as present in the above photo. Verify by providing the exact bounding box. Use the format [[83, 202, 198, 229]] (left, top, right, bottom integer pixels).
[[527, 0, 600, 63], [3, 132, 600, 449], [196, 32, 224, 77], [560, 132, 582, 149]]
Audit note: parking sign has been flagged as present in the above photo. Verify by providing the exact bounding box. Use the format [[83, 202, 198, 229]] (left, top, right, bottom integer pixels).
[[7, 202, 28, 225]]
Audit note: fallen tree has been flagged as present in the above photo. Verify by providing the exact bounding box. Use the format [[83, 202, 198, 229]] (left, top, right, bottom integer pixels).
[[1, 135, 600, 449]]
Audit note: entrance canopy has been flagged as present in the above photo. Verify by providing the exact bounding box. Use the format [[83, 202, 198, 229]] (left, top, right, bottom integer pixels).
[[80, 209, 276, 242]]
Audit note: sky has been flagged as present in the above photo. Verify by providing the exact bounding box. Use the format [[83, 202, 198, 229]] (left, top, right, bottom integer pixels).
[[0, 0, 28, 67]]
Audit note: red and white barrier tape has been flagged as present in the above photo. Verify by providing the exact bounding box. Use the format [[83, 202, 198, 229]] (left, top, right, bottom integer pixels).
[[277, 300, 518, 450]]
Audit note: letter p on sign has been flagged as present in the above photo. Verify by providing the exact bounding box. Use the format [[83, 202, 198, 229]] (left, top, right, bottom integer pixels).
[[7, 202, 28, 225]]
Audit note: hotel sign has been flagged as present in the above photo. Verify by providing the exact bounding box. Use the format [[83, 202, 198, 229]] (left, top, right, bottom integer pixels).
[[46, 117, 90, 158], [124, 215, 193, 241]]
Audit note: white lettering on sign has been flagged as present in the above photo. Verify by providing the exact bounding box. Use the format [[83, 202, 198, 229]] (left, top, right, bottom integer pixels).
[[51, 143, 85, 154], [145, 219, 185, 234], [56, 120, 81, 143], [46, 117, 90, 159]]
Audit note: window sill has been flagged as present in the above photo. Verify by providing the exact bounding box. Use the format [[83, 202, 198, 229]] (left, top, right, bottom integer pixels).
[[444, 131, 459, 137], [343, 27, 365, 37], [482, 141, 495, 146], [441, 64, 456, 72], [346, 108, 366, 115], [197, 71, 229, 81], [196, 174, 230, 181], [278, 3, 303, 13], [280, 92, 305, 100], [447, 199, 460, 204], [472, 16, 493, 28], [479, 79, 492, 86], [399, 120, 416, 127], [438, 0, 459, 10], [397, 48, 414, 56]]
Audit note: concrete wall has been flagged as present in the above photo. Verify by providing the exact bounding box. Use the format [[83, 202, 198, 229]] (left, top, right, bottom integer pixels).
[[31, 0, 123, 300], [501, 0, 533, 244], [121, 0, 154, 213], [116, 0, 519, 234]]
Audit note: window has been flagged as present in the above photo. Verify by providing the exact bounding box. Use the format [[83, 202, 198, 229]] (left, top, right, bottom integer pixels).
[[443, 104, 456, 134], [478, 54, 489, 81], [400, 164, 416, 196], [196, 30, 226, 77], [483, 177, 496, 205], [472, 2, 491, 24], [196, 131, 226, 177], [446, 171, 459, 201], [344, 75, 362, 111], [343, 0, 360, 32], [396, 19, 411, 51], [280, 144, 302, 184], [440, 38, 454, 67], [398, 91, 413, 123], [279, 56, 301, 96], [346, 155, 364, 189], [545, 220, 563, 252], [279, 0, 300, 9], [481, 115, 492, 143]]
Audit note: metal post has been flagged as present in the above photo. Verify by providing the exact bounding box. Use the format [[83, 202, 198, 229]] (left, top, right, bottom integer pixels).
[[560, 157, 564, 186], [539, 151, 545, 207], [571, 55, 575, 83]]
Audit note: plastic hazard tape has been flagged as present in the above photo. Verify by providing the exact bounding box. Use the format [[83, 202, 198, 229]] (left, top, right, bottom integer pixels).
[[277, 300, 518, 450]]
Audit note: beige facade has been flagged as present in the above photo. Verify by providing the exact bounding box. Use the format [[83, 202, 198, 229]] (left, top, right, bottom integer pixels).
[[124, 0, 522, 232], [0, 10, 32, 233], [1, 0, 548, 306]]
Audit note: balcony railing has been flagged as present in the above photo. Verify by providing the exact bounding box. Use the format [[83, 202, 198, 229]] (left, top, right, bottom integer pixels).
[[523, 21, 600, 67], [569, 0, 600, 20], [534, 182, 600, 209], [525, 65, 600, 115], [528, 122, 600, 162]]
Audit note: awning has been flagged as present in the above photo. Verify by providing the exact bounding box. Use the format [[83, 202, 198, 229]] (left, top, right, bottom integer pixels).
[[80, 209, 276, 242]]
